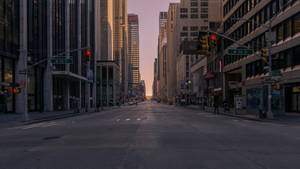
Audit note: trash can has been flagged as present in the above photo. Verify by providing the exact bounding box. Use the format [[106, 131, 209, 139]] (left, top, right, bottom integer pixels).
[[0, 94, 7, 113]]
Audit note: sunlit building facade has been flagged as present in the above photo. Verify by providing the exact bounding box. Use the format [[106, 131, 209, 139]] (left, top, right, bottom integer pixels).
[[128, 14, 140, 97]]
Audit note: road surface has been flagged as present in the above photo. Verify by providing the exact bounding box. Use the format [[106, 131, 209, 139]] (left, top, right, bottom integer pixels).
[[1, 101, 300, 169]]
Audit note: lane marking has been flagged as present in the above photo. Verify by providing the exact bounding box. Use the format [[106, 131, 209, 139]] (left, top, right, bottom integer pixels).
[[116, 119, 121, 122], [125, 118, 130, 121], [137, 118, 141, 121]]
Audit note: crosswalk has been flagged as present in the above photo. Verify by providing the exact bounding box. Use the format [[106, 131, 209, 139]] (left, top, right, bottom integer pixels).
[[115, 118, 146, 122]]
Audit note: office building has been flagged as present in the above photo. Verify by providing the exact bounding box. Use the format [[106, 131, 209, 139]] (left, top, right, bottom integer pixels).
[[128, 14, 140, 97]]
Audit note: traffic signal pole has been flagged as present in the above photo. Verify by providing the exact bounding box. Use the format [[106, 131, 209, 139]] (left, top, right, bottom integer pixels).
[[267, 20, 274, 119]]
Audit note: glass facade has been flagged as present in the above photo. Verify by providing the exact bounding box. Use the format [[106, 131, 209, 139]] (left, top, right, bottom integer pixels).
[[0, 0, 19, 113], [27, 0, 47, 112]]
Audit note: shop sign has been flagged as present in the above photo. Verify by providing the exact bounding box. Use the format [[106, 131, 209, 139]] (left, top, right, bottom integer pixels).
[[0, 82, 10, 87]]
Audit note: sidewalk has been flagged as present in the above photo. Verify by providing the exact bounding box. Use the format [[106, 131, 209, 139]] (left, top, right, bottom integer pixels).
[[184, 105, 300, 125], [0, 105, 126, 129]]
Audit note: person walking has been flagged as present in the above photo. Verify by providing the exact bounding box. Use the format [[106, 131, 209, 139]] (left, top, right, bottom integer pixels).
[[213, 96, 219, 114]]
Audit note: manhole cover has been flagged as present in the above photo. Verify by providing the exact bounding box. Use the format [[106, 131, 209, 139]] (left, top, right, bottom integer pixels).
[[43, 136, 61, 140]]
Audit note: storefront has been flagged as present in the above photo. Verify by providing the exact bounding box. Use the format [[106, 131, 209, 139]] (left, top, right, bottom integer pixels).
[[285, 84, 300, 113], [0, 56, 16, 113]]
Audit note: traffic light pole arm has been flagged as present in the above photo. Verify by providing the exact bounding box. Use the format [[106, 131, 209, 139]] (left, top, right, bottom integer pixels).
[[206, 30, 250, 49], [26, 47, 90, 71]]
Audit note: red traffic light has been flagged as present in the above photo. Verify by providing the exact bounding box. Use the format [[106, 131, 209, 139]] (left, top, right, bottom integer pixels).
[[13, 88, 20, 94], [86, 51, 91, 56], [211, 35, 217, 40]]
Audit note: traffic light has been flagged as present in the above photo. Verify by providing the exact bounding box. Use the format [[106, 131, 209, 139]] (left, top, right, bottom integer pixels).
[[86, 50, 92, 61], [261, 48, 268, 63], [197, 31, 209, 55], [209, 34, 217, 51], [273, 83, 280, 90], [13, 88, 21, 94]]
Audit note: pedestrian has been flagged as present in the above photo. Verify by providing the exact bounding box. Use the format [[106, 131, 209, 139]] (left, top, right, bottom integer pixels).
[[214, 96, 219, 114]]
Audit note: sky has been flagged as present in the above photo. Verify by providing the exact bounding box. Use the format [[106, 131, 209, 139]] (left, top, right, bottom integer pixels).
[[128, 0, 179, 96]]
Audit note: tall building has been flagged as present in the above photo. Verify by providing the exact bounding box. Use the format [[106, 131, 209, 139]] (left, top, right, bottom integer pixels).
[[113, 0, 129, 99], [0, 0, 20, 113], [128, 14, 140, 97], [157, 12, 168, 101], [166, 3, 180, 103], [0, 0, 98, 114], [100, 0, 115, 60], [222, 0, 300, 114]]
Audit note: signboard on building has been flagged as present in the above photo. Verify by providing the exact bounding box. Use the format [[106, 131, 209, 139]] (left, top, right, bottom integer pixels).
[[234, 95, 243, 110], [227, 49, 254, 55], [87, 70, 94, 83]]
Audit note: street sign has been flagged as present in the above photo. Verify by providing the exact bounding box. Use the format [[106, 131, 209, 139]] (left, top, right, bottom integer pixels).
[[227, 49, 254, 55], [51, 58, 73, 64], [272, 70, 282, 77]]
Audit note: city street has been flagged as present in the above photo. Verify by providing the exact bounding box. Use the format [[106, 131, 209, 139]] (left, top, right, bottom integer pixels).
[[1, 101, 300, 169]]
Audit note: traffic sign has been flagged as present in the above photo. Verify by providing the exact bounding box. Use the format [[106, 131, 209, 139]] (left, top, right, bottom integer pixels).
[[227, 49, 254, 55], [272, 70, 282, 77], [51, 58, 73, 64]]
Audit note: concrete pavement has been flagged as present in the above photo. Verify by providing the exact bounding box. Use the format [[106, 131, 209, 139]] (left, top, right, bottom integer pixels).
[[0, 101, 300, 169]]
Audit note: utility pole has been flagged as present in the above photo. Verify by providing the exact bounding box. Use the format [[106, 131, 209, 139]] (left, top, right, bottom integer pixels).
[[267, 20, 274, 119]]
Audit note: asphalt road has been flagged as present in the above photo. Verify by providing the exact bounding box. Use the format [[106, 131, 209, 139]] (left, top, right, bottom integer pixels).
[[1, 101, 300, 169]]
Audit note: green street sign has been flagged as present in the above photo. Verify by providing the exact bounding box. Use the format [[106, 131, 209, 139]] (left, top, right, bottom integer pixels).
[[227, 49, 254, 55], [272, 70, 282, 77], [51, 58, 73, 64]]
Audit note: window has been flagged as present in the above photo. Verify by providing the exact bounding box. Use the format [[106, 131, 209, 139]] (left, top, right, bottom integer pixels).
[[180, 8, 188, 13], [191, 14, 198, 19], [191, 32, 198, 37], [180, 14, 188, 19], [191, 2, 198, 7], [180, 32, 188, 37], [201, 8, 208, 13], [191, 26, 198, 31], [277, 24, 283, 42], [191, 8, 198, 13], [283, 19, 291, 39], [294, 46, 300, 66], [201, 26, 208, 31], [200, 2, 208, 7], [293, 13, 300, 35], [183, 26, 188, 31], [201, 14, 208, 19]]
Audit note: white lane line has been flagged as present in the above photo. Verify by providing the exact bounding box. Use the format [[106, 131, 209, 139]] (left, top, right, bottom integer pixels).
[[137, 118, 141, 121], [125, 118, 131, 121], [21, 122, 58, 130], [116, 119, 121, 122]]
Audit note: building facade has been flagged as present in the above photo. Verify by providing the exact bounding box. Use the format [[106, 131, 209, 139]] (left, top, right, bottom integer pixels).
[[222, 0, 300, 114], [0, 0, 98, 114], [128, 14, 140, 97], [113, 0, 129, 100], [0, 0, 20, 113]]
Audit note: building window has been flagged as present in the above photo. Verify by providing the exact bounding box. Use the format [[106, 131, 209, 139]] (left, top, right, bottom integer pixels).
[[200, 26, 208, 31], [183, 26, 188, 31], [283, 19, 292, 39], [293, 13, 300, 35], [191, 14, 198, 19], [191, 8, 198, 13], [201, 8, 208, 13], [190, 26, 198, 31], [180, 14, 188, 19], [200, 2, 208, 7], [180, 32, 188, 37], [277, 24, 283, 42], [201, 14, 208, 19], [191, 32, 198, 37], [191, 2, 198, 7], [180, 8, 188, 13]]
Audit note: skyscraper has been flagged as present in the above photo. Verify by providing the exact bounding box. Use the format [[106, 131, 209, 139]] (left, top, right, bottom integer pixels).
[[113, 0, 128, 99], [128, 14, 140, 95]]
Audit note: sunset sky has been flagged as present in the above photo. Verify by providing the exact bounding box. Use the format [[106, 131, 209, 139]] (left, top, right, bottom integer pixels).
[[128, 0, 179, 96]]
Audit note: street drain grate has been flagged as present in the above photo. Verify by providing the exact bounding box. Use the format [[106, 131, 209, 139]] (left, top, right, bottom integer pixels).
[[43, 136, 61, 140]]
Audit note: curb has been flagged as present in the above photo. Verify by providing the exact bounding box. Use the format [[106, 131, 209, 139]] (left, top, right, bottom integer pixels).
[[182, 105, 263, 122]]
